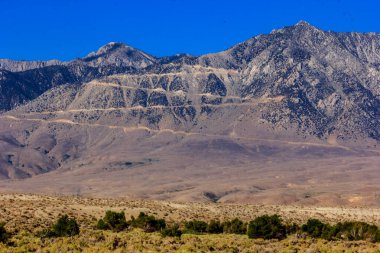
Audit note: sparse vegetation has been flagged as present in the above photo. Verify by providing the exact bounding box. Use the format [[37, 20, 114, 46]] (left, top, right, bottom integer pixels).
[[1, 194, 380, 252]]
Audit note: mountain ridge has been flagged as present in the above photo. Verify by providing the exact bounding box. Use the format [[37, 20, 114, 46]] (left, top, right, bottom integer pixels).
[[0, 42, 157, 72], [0, 21, 379, 205], [2, 21, 380, 141]]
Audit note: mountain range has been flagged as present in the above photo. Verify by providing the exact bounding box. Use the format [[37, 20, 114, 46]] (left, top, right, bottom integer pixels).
[[0, 21, 379, 206]]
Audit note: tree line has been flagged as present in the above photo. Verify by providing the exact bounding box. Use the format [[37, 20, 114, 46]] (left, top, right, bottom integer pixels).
[[1, 211, 379, 243]]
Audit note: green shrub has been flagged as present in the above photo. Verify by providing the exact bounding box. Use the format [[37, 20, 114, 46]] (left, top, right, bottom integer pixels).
[[39, 215, 80, 237], [183, 220, 208, 234], [301, 219, 328, 238], [302, 219, 380, 242], [328, 221, 380, 242], [222, 218, 246, 234], [161, 223, 182, 237], [301, 219, 340, 240], [130, 212, 166, 232], [0, 222, 9, 243], [207, 220, 223, 234], [247, 215, 286, 240], [323, 222, 341, 240], [96, 219, 108, 230], [53, 215, 80, 237], [340, 222, 380, 242], [98, 211, 128, 232]]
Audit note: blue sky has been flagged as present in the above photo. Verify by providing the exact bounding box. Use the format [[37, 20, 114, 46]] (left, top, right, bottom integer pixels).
[[1, 0, 380, 60]]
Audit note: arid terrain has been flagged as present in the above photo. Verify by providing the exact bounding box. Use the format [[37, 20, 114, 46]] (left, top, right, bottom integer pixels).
[[1, 194, 380, 252], [0, 123, 379, 206], [1, 21, 380, 206]]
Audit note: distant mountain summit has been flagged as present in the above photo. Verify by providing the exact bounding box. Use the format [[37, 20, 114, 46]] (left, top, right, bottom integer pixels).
[[199, 20, 380, 139], [79, 42, 156, 68]]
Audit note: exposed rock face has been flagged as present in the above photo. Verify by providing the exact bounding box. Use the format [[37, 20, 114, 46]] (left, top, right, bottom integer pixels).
[[197, 21, 380, 140], [0, 43, 156, 111], [0, 64, 138, 111], [0, 22, 379, 205]]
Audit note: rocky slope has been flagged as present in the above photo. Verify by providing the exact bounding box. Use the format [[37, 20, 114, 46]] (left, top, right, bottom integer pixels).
[[0, 59, 62, 72], [204, 21, 380, 140], [6, 21, 379, 141], [0, 43, 155, 111], [0, 42, 156, 72], [0, 21, 379, 205]]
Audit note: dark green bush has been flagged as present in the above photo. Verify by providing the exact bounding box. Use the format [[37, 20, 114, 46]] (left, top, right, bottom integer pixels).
[[130, 212, 166, 232], [302, 219, 380, 242], [0, 222, 9, 243], [328, 221, 380, 242], [247, 215, 286, 240], [302, 219, 328, 238], [96, 219, 108, 230], [183, 220, 208, 234], [38, 215, 80, 237], [161, 223, 182, 237], [52, 215, 80, 237], [339, 222, 380, 242], [99, 210, 128, 232], [207, 220, 223, 234], [222, 218, 247, 234]]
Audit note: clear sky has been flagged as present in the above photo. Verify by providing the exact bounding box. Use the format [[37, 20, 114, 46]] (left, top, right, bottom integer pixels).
[[1, 0, 380, 61]]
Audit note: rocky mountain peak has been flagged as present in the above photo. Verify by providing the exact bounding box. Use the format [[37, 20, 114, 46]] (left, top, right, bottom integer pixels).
[[294, 20, 314, 28], [80, 42, 156, 68], [269, 21, 320, 34], [285, 20, 323, 37], [86, 42, 132, 57]]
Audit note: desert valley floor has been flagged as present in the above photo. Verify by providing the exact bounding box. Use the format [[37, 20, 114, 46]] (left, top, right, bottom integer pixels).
[[0, 118, 380, 206]]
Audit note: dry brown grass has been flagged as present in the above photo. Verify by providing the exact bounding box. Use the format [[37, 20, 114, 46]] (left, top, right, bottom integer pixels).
[[1, 193, 380, 252], [1, 194, 380, 233]]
